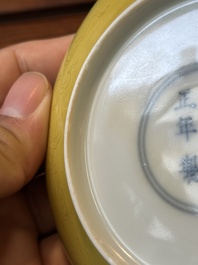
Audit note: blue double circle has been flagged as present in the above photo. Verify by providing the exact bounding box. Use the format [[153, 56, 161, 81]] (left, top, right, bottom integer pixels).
[[138, 63, 198, 215]]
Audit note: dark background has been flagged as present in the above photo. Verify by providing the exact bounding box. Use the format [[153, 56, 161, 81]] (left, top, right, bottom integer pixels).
[[0, 0, 96, 48]]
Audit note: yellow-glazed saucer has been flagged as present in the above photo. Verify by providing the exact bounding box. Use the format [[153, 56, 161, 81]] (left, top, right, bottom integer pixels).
[[46, 0, 198, 264]]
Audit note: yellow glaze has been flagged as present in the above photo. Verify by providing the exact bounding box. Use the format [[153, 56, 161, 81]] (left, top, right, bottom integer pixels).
[[46, 0, 136, 264]]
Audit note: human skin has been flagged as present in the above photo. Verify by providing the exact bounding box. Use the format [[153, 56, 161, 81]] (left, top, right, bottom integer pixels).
[[0, 35, 73, 265]]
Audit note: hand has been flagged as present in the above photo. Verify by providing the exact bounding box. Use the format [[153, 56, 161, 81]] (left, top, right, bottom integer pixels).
[[0, 36, 73, 265]]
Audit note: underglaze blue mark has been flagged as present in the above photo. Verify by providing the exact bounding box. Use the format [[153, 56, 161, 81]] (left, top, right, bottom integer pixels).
[[175, 89, 196, 110], [180, 155, 198, 183], [176, 116, 197, 141], [138, 62, 198, 216], [138, 62, 198, 215]]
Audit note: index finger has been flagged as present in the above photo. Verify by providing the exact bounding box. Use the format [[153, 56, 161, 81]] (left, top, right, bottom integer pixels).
[[0, 35, 73, 106]]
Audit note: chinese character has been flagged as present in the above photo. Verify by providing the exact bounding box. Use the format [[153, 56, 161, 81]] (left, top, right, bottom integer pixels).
[[177, 116, 197, 141], [180, 155, 198, 183], [175, 89, 196, 110]]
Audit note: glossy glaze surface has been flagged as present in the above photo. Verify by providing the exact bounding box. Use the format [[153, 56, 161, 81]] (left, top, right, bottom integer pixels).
[[47, 0, 198, 264]]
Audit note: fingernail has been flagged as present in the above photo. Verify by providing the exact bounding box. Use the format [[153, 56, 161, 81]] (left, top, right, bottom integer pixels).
[[0, 72, 49, 117]]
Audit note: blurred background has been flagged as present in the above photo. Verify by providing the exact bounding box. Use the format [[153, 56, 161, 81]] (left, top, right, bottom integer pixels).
[[0, 0, 96, 48]]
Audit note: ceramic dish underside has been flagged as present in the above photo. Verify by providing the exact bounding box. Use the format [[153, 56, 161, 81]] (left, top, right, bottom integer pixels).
[[46, 0, 198, 264]]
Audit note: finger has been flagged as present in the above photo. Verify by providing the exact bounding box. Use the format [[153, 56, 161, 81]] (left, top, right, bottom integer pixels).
[[25, 176, 55, 239], [0, 72, 51, 198], [0, 35, 74, 106], [40, 234, 71, 265], [11, 35, 74, 85], [0, 191, 70, 265], [0, 192, 42, 265]]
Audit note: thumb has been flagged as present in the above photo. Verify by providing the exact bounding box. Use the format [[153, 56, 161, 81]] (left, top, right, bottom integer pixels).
[[0, 72, 52, 198]]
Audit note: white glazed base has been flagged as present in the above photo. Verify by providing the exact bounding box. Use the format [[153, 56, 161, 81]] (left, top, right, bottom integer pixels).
[[65, 1, 198, 264]]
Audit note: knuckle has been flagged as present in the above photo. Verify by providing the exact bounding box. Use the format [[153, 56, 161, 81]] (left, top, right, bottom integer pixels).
[[0, 117, 26, 182]]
